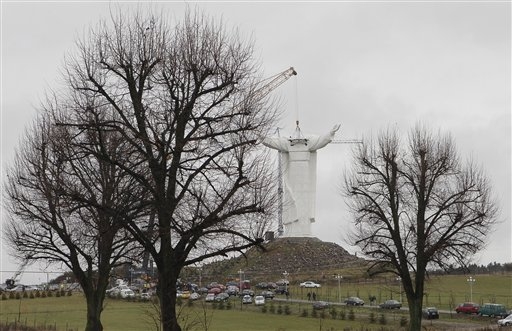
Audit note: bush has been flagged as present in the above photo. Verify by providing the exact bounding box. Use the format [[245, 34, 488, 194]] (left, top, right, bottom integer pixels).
[[218, 301, 225, 310], [329, 307, 338, 319], [348, 308, 355, 321], [284, 305, 291, 315], [29, 292, 35, 299], [67, 290, 72, 296], [339, 309, 346, 320], [35, 290, 41, 298], [277, 305, 283, 314], [399, 316, 408, 327], [9, 292, 15, 299], [23, 291, 28, 298], [176, 297, 183, 306], [301, 308, 308, 317], [1, 293, 7, 300], [319, 310, 326, 319], [379, 313, 387, 325], [369, 311, 376, 323], [15, 292, 21, 300], [226, 300, 232, 310], [261, 305, 267, 313], [56, 291, 61, 297], [311, 309, 318, 318], [269, 303, 276, 314]]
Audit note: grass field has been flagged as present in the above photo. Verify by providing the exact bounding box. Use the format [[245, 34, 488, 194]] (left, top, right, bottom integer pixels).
[[0, 273, 510, 331]]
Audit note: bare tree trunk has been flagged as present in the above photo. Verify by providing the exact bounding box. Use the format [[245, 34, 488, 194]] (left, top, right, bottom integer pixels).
[[157, 256, 182, 331]]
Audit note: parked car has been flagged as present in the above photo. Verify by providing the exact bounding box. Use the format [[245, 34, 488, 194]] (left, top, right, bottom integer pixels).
[[207, 287, 222, 294], [260, 290, 275, 299], [275, 286, 288, 295], [479, 303, 508, 318], [344, 296, 365, 306], [242, 294, 252, 304], [205, 293, 215, 302], [140, 292, 152, 301], [497, 314, 512, 326], [300, 281, 321, 288], [239, 289, 255, 297], [423, 307, 439, 320], [312, 301, 329, 310], [455, 302, 480, 314], [226, 285, 239, 296], [214, 293, 230, 302], [120, 289, 135, 299], [255, 282, 268, 289], [379, 300, 401, 309], [254, 295, 265, 306], [189, 292, 201, 300]]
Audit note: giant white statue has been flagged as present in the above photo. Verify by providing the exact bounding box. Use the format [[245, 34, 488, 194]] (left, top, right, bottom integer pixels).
[[263, 122, 340, 237]]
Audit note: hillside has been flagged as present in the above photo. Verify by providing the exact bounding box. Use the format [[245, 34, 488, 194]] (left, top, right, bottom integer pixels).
[[200, 237, 368, 284]]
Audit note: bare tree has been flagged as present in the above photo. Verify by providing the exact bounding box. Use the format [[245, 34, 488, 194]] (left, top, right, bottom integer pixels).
[[4, 101, 146, 331], [62, 9, 279, 331], [344, 124, 498, 331]]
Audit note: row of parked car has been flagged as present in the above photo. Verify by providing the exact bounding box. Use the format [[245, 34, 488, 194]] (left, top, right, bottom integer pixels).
[[455, 302, 509, 318]]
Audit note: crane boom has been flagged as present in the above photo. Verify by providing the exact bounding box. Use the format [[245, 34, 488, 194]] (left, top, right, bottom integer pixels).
[[252, 67, 297, 101]]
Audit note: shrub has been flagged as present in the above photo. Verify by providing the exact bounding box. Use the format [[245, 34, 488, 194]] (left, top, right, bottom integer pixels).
[[319, 310, 326, 319], [311, 309, 318, 318], [35, 290, 41, 298], [1, 293, 7, 300], [277, 305, 283, 314], [329, 307, 338, 319], [301, 308, 308, 317], [269, 303, 275, 314], [369, 311, 376, 323], [46, 291, 53, 297], [15, 292, 21, 300], [67, 290, 72, 296], [339, 309, 346, 320], [348, 308, 355, 321], [56, 291, 61, 297], [284, 305, 291, 315], [9, 292, 15, 299], [41, 291, 47, 298], [22, 291, 28, 298], [176, 297, 183, 306], [218, 301, 225, 310], [379, 313, 387, 325], [29, 292, 35, 299], [399, 316, 408, 327], [261, 305, 267, 313]]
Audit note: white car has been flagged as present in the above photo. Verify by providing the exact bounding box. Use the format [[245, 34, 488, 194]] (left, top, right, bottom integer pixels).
[[254, 295, 265, 306], [498, 314, 512, 326], [300, 281, 321, 288], [120, 289, 135, 299]]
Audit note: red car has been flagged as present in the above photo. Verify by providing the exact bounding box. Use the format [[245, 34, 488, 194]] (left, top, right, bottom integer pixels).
[[455, 302, 479, 314]]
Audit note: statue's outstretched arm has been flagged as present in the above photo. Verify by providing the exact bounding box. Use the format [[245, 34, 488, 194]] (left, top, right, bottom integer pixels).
[[308, 124, 341, 151], [262, 137, 289, 152]]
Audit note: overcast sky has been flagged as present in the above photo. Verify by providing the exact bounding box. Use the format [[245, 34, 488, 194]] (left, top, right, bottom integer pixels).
[[1, 1, 510, 284]]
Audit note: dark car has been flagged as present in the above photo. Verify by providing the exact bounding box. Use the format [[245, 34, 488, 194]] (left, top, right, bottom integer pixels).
[[313, 301, 329, 310], [275, 286, 289, 295], [214, 292, 230, 302], [344, 296, 365, 306], [380, 300, 402, 309], [261, 290, 275, 299], [423, 307, 439, 320], [239, 289, 255, 297], [455, 302, 479, 314]]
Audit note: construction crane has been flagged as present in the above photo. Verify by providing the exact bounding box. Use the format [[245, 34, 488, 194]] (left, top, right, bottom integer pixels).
[[252, 67, 297, 101]]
